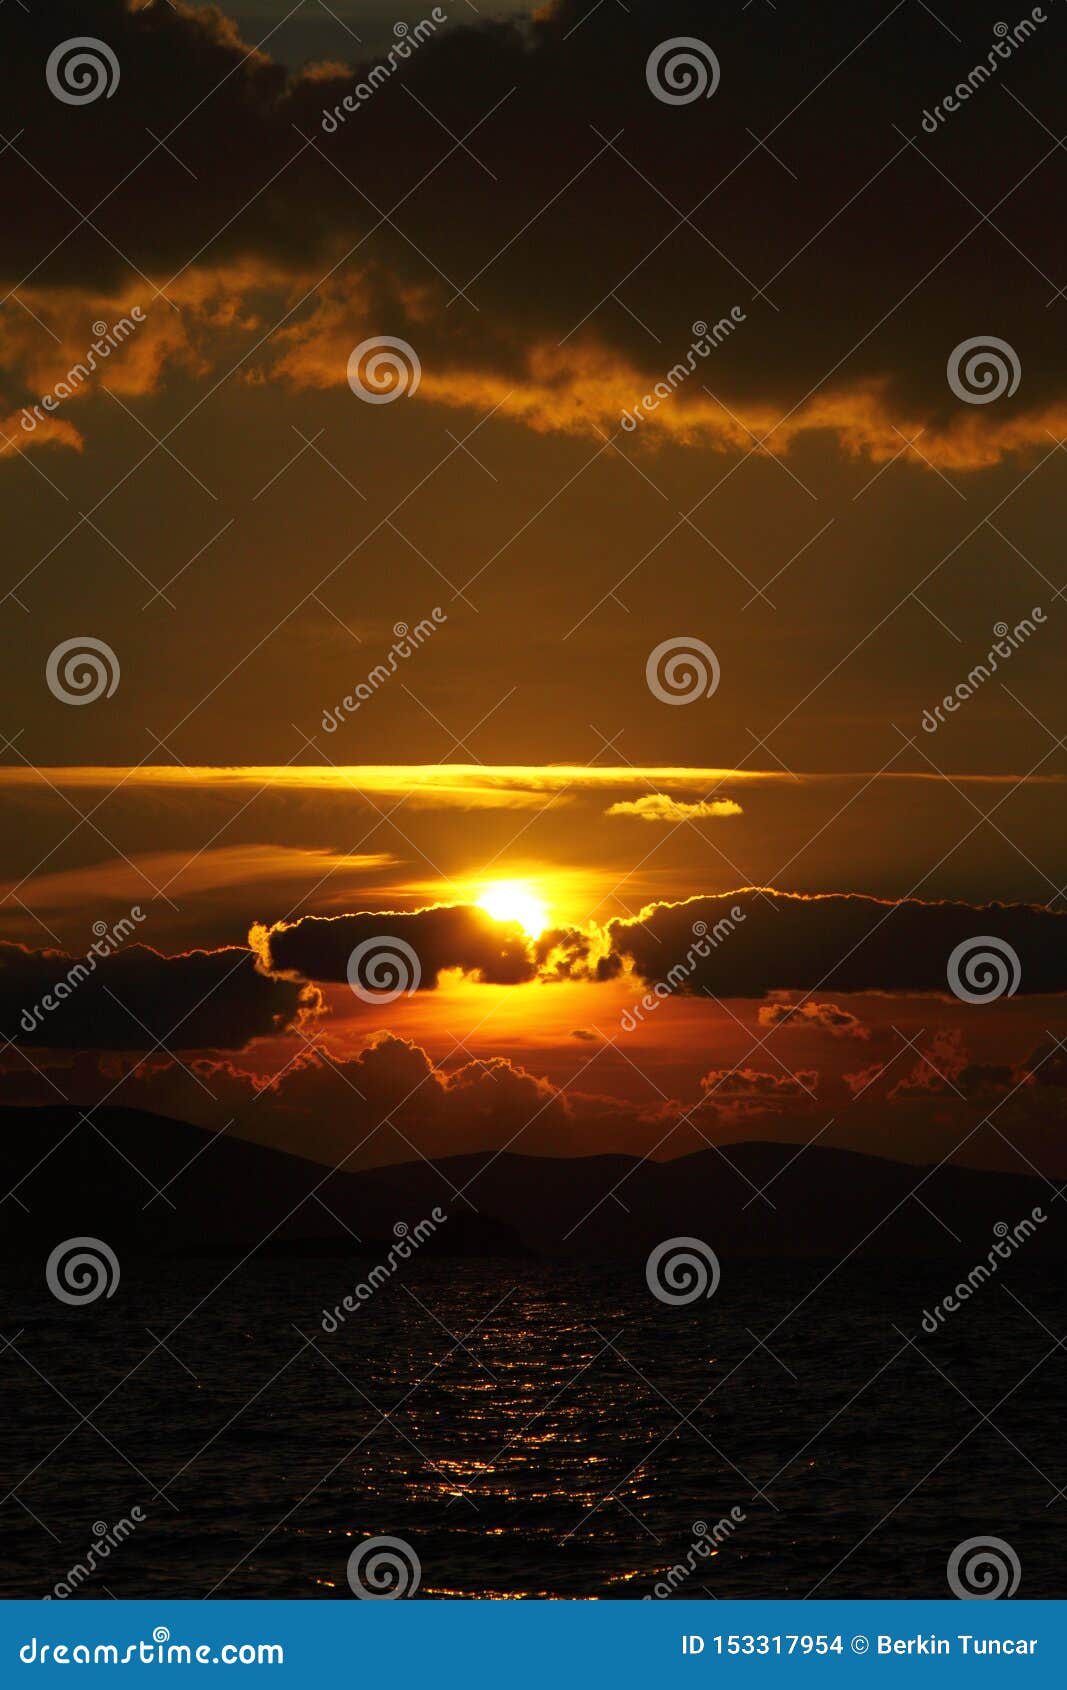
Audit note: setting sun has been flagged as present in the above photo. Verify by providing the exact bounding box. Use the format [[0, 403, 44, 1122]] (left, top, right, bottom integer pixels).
[[477, 880, 550, 937]]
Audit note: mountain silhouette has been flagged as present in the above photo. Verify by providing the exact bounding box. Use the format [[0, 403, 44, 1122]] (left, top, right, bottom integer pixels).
[[0, 1105, 1061, 1265]]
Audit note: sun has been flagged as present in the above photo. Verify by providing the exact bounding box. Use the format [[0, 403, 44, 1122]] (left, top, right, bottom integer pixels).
[[477, 880, 550, 937]]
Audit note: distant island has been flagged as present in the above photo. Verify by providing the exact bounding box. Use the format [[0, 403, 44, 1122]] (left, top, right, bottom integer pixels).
[[1, 1105, 1061, 1266]]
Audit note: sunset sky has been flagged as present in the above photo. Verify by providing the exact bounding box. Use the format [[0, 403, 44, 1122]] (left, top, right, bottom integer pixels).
[[1, 0, 1064, 1186]]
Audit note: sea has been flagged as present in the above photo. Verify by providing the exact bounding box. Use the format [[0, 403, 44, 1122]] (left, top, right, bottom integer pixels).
[[1, 1258, 1064, 1599]]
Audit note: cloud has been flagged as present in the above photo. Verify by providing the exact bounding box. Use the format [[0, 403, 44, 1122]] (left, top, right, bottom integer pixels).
[[885, 1027, 969, 1100], [609, 889, 1067, 997], [0, 1025, 835, 1172], [0, 845, 395, 911], [846, 1030, 1019, 1104], [251, 886, 1067, 1006], [535, 925, 619, 983], [2, 1014, 1062, 1175], [255, 902, 537, 987], [757, 999, 869, 1039], [0, 1030, 665, 1165], [0, 939, 317, 1050], [605, 795, 743, 822], [0, 261, 286, 453], [256, 900, 624, 994], [4, 0, 1066, 466], [696, 1064, 819, 1123], [1017, 1036, 1067, 1088], [0, 764, 1055, 798]]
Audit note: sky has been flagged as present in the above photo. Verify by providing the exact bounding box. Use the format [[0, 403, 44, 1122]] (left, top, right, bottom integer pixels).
[[0, 0, 1064, 1184], [205, 2, 532, 66]]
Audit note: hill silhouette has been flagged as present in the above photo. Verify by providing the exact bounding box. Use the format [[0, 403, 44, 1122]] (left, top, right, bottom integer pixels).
[[0, 1105, 1060, 1265]]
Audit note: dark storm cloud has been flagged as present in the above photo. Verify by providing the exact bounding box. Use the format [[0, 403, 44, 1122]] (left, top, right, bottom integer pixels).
[[5, 0, 1067, 460], [608, 889, 1067, 997], [0, 939, 315, 1049], [257, 903, 537, 986]]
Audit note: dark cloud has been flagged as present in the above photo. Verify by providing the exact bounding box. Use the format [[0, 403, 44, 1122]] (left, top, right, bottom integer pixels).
[[256, 902, 537, 987], [534, 925, 620, 983], [885, 1027, 968, 1100], [956, 1062, 1017, 1098], [847, 1029, 1023, 1106], [1015, 1036, 1067, 1087], [259, 887, 1067, 1002], [0, 939, 315, 1049], [758, 999, 870, 1039], [0, 1031, 665, 1165], [4, 0, 1066, 462], [609, 889, 1067, 997], [695, 1065, 819, 1125], [2, 1018, 1064, 1174]]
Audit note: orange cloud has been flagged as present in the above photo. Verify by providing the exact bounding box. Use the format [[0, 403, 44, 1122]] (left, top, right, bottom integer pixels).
[[606, 795, 743, 822], [2, 1, 1063, 472]]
